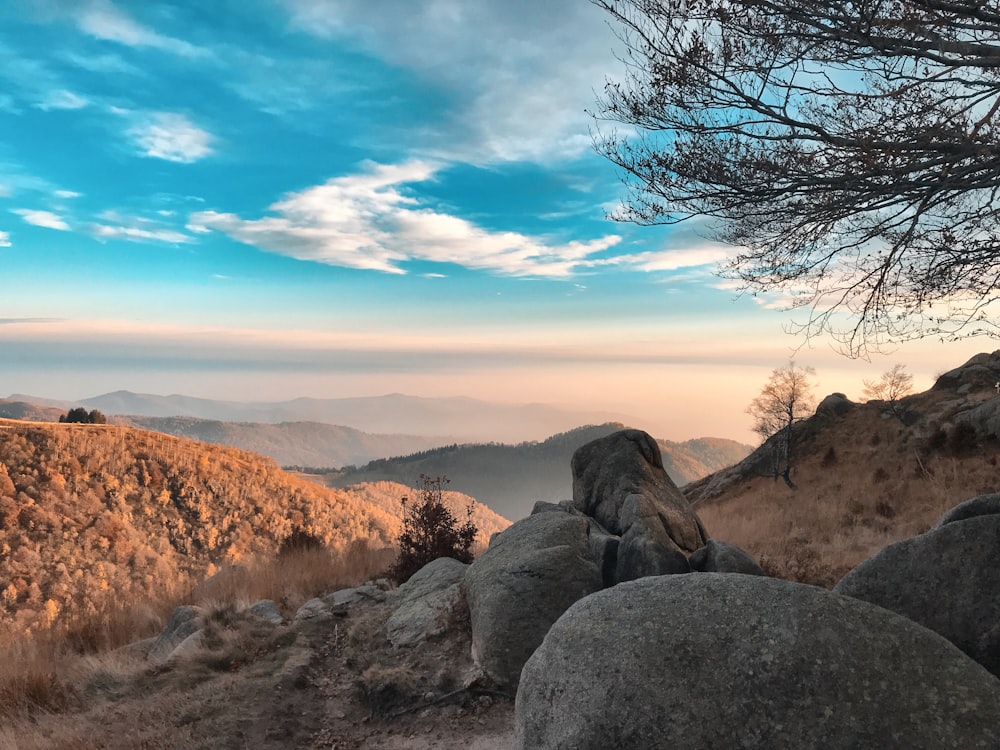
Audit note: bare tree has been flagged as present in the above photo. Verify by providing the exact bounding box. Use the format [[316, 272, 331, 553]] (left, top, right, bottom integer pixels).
[[747, 361, 816, 486], [593, 0, 1000, 356], [863, 363, 914, 420]]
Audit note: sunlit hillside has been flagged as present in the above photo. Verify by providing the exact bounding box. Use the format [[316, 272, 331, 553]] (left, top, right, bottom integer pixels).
[[0, 421, 408, 635], [688, 353, 1000, 587]]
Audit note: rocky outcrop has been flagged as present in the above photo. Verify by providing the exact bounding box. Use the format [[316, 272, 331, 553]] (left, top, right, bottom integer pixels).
[[146, 605, 203, 662], [689, 539, 764, 575], [464, 509, 611, 689], [934, 493, 1000, 527], [815, 392, 853, 418], [571, 429, 706, 581], [386, 557, 468, 647], [834, 513, 1000, 677], [515, 574, 1000, 749]]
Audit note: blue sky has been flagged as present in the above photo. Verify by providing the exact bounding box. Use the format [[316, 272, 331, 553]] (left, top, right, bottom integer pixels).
[[0, 0, 987, 441]]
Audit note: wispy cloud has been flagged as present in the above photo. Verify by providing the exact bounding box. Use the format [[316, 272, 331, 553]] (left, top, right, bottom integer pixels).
[[0, 231, 10, 247], [188, 160, 621, 277], [625, 245, 734, 272], [54, 189, 82, 199], [12, 208, 70, 231], [121, 111, 214, 163], [60, 50, 143, 76], [36, 89, 88, 111], [74, 1, 207, 58], [280, 0, 619, 163], [91, 223, 190, 244]]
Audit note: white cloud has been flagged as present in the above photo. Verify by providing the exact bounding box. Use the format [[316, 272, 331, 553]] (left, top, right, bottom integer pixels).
[[280, 0, 621, 163], [91, 224, 190, 244], [625, 245, 734, 272], [75, 1, 207, 58], [36, 89, 88, 111], [54, 189, 82, 199], [124, 112, 213, 163], [189, 160, 621, 277], [12, 208, 69, 231], [0, 231, 10, 247]]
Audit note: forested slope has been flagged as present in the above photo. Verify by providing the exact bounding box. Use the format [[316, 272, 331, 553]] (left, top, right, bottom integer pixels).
[[0, 421, 403, 634]]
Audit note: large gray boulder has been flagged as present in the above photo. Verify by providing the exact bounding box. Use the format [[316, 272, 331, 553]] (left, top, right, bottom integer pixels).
[[933, 493, 1000, 527], [386, 557, 468, 647], [571, 429, 706, 582], [689, 539, 764, 575], [515, 574, 1000, 749], [146, 605, 203, 662], [465, 509, 612, 689], [834, 514, 1000, 676]]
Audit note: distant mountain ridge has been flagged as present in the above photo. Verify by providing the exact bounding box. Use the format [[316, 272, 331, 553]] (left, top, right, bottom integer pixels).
[[8, 391, 642, 444], [117, 416, 453, 469], [321, 423, 752, 521]]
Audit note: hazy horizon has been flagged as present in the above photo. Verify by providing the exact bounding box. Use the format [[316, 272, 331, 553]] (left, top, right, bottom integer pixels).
[[0, 2, 994, 445]]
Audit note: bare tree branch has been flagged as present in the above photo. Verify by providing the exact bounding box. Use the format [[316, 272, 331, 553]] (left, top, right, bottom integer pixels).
[[593, 0, 1000, 355]]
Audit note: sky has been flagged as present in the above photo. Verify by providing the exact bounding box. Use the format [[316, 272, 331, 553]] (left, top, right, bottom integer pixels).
[[0, 0, 993, 443]]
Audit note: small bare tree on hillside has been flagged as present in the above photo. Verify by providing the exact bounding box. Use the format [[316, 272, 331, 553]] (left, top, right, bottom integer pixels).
[[863, 364, 914, 421], [747, 362, 817, 487]]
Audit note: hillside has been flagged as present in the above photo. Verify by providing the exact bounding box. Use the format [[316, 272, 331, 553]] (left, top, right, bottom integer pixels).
[[688, 350, 1000, 586], [10, 391, 641, 444], [0, 398, 66, 423], [117, 416, 452, 468], [0, 421, 509, 635], [322, 424, 752, 521]]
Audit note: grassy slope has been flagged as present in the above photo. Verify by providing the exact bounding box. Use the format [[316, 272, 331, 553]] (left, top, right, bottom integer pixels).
[[688, 356, 1000, 587]]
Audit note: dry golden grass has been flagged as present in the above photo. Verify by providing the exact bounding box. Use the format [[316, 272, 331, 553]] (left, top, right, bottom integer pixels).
[[0, 540, 392, 743], [696, 403, 1000, 588]]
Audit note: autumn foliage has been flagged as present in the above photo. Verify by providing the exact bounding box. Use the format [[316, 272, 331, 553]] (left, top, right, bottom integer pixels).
[[0, 421, 399, 635]]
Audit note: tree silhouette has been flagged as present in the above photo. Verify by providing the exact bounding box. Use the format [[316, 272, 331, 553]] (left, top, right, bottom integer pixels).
[[388, 475, 477, 584], [747, 362, 816, 487], [863, 364, 914, 421], [593, 0, 1000, 355]]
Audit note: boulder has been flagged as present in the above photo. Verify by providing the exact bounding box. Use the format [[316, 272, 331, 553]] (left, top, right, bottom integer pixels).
[[322, 582, 389, 607], [515, 574, 1000, 749], [815, 392, 854, 418], [571, 429, 706, 582], [386, 557, 468, 647], [146, 605, 202, 662], [294, 597, 330, 622], [465, 509, 612, 689], [615, 494, 690, 580], [689, 539, 764, 575], [834, 514, 1000, 676], [933, 493, 1000, 527], [248, 599, 283, 625]]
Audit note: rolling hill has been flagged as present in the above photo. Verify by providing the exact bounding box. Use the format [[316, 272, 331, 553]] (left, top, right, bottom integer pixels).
[[0, 420, 508, 635], [687, 350, 1000, 587], [116, 416, 452, 469], [318, 423, 752, 521]]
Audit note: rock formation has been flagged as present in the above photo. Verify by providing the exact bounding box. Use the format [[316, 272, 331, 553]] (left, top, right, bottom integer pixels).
[[515, 574, 1000, 749], [835, 508, 1000, 677]]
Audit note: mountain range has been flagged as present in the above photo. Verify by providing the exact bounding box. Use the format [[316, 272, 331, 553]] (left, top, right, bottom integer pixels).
[[314, 423, 752, 521], [9, 391, 641, 444]]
